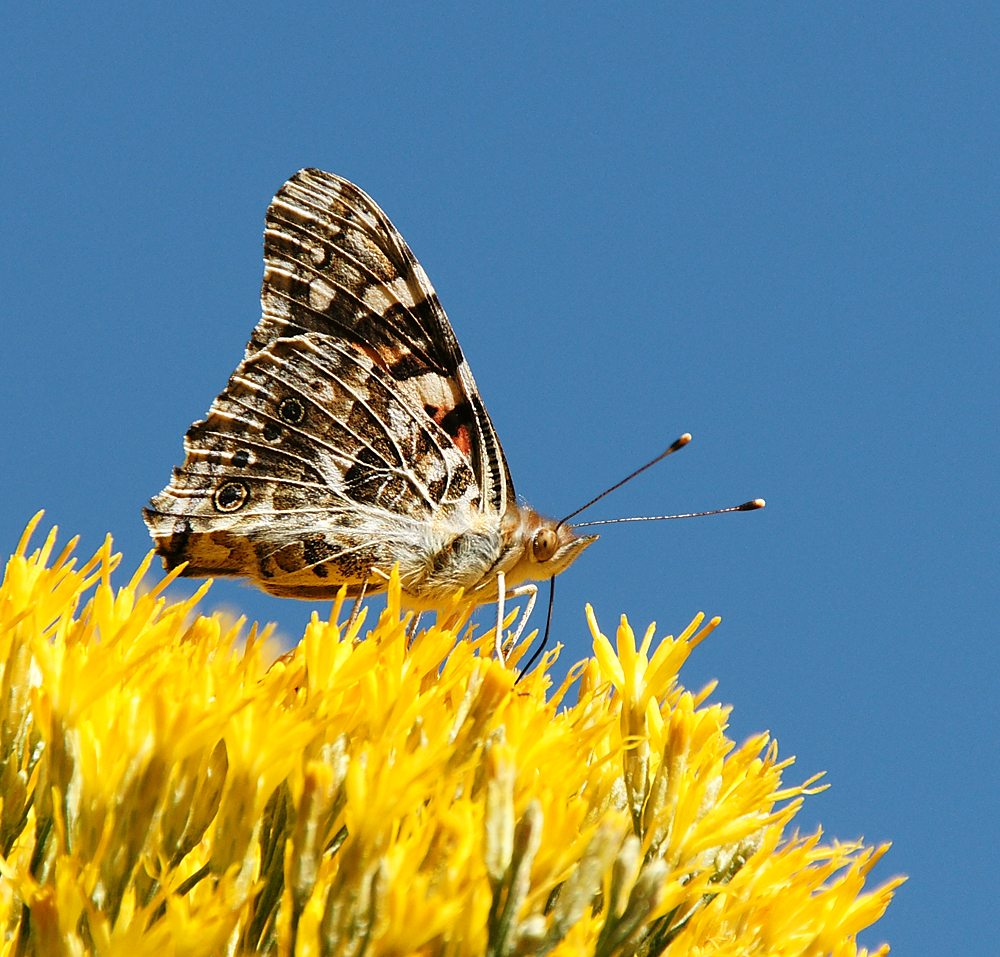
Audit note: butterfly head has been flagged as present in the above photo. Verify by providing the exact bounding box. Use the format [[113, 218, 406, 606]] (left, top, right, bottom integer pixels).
[[499, 506, 598, 591]]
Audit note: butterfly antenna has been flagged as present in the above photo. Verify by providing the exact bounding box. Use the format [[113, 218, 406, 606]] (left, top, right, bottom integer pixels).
[[557, 433, 692, 528], [572, 499, 765, 528], [515, 577, 556, 681]]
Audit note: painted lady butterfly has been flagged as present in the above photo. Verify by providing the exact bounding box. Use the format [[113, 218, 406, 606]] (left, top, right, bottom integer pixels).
[[144, 169, 597, 637]]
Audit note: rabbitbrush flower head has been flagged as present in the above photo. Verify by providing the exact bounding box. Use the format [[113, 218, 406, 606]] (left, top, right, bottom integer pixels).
[[0, 513, 901, 956]]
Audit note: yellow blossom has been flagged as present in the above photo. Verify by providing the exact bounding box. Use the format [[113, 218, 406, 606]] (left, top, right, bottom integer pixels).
[[0, 513, 902, 955]]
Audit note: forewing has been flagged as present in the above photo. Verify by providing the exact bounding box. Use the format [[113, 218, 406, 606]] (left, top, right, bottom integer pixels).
[[258, 168, 514, 514]]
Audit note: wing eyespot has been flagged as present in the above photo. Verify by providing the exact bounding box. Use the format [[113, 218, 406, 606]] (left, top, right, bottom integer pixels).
[[278, 397, 305, 424], [231, 449, 251, 468], [214, 482, 250, 512], [263, 422, 282, 441]]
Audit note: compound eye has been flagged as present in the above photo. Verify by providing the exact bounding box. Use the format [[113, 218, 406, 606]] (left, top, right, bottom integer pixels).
[[532, 528, 558, 562]]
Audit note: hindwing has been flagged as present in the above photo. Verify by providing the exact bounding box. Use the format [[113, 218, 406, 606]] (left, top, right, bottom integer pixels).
[[144, 330, 482, 595]]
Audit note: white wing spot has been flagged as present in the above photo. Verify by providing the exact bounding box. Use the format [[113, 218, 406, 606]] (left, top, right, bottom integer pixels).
[[309, 277, 336, 312], [363, 283, 393, 316], [389, 276, 417, 308]]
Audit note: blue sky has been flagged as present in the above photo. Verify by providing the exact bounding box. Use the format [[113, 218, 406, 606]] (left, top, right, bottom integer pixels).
[[2, 3, 997, 952]]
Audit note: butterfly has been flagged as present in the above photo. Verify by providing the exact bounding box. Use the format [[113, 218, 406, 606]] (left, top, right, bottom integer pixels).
[[144, 169, 598, 637]]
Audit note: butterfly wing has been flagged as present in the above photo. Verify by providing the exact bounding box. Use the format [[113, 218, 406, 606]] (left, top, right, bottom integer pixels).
[[144, 170, 516, 600], [259, 169, 514, 515]]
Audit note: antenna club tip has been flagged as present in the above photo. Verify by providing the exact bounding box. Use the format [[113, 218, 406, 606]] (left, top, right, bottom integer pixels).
[[741, 498, 766, 510], [669, 433, 692, 452]]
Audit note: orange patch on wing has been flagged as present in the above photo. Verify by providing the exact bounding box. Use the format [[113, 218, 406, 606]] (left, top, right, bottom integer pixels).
[[361, 343, 389, 371], [453, 425, 471, 456], [427, 406, 471, 455]]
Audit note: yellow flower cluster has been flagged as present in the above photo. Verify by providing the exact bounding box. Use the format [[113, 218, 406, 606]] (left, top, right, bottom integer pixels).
[[0, 514, 901, 956]]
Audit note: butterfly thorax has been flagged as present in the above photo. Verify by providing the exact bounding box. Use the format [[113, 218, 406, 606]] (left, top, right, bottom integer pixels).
[[394, 502, 597, 609]]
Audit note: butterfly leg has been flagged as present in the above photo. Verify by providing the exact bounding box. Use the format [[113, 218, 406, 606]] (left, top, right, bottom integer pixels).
[[494, 572, 507, 661], [348, 571, 370, 630], [407, 611, 422, 645], [502, 584, 538, 656], [494, 578, 539, 663]]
